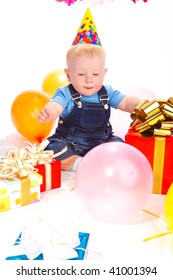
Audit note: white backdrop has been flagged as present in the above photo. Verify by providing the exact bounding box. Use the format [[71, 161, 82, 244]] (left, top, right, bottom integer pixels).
[[0, 0, 173, 140], [0, 1, 173, 270]]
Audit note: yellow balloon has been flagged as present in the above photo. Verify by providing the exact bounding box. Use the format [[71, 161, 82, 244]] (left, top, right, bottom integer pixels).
[[11, 90, 55, 143], [164, 183, 173, 232], [42, 69, 69, 98]]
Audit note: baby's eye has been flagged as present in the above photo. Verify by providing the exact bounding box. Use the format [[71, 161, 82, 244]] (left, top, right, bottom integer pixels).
[[78, 73, 84, 76], [93, 73, 99, 76]]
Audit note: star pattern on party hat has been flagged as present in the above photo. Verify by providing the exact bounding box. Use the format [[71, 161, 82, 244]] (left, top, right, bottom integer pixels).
[[72, 8, 101, 46]]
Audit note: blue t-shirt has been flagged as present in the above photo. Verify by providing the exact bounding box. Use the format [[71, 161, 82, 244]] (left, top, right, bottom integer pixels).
[[51, 84, 126, 118]]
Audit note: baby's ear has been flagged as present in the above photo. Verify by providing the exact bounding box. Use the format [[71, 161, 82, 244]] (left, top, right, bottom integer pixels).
[[64, 68, 71, 81]]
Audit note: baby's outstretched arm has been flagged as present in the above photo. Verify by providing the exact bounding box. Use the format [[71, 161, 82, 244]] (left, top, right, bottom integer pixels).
[[38, 101, 64, 123], [118, 96, 142, 113]]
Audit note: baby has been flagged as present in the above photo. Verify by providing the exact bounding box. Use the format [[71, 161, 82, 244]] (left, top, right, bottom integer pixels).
[[38, 43, 141, 171]]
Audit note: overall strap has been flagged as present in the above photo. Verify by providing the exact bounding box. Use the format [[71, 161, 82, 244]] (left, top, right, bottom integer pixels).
[[98, 86, 109, 110], [68, 84, 82, 108], [68, 84, 109, 109]]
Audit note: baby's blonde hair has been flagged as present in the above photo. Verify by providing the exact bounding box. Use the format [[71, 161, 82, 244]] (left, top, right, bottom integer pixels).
[[66, 43, 105, 68]]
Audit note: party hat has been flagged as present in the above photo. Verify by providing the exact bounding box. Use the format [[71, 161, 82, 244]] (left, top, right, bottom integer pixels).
[[72, 8, 101, 46]]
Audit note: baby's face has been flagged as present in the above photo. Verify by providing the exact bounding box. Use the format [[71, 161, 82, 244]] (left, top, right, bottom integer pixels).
[[65, 54, 107, 96]]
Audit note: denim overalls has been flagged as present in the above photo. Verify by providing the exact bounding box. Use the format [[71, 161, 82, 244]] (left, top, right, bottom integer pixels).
[[46, 84, 123, 160]]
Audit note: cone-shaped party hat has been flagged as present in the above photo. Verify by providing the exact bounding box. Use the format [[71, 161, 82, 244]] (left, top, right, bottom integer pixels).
[[72, 8, 101, 46]]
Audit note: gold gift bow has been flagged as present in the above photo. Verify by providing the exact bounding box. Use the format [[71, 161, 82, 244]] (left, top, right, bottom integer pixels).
[[0, 148, 36, 179], [23, 140, 67, 164], [0, 140, 67, 180], [130, 98, 173, 136]]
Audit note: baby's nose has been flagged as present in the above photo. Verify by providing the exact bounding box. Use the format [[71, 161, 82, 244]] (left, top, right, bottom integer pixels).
[[85, 75, 92, 83]]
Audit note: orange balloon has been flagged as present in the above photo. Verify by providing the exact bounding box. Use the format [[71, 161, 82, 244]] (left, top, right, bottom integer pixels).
[[42, 69, 69, 98], [11, 90, 55, 143]]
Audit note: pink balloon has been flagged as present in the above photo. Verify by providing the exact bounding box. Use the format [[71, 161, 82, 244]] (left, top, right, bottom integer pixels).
[[76, 142, 153, 223], [122, 86, 156, 101], [110, 109, 131, 141]]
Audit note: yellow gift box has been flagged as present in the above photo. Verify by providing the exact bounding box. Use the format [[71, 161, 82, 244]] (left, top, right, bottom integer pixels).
[[0, 173, 42, 213]]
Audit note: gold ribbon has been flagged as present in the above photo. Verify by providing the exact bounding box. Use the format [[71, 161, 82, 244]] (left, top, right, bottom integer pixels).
[[143, 231, 171, 242], [152, 137, 166, 194], [24, 140, 67, 163], [23, 140, 54, 165], [20, 177, 33, 205], [0, 149, 37, 179], [142, 208, 171, 242], [0, 140, 67, 180], [45, 162, 52, 191], [130, 98, 173, 136]]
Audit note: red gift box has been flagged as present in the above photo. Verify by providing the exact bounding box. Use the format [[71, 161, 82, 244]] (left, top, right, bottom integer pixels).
[[125, 129, 173, 195], [35, 159, 61, 192]]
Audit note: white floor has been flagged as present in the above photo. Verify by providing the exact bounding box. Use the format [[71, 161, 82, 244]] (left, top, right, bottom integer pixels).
[[0, 131, 173, 264]]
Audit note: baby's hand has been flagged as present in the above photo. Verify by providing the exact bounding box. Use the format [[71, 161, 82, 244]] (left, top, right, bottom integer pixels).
[[38, 102, 63, 123], [38, 107, 52, 122]]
